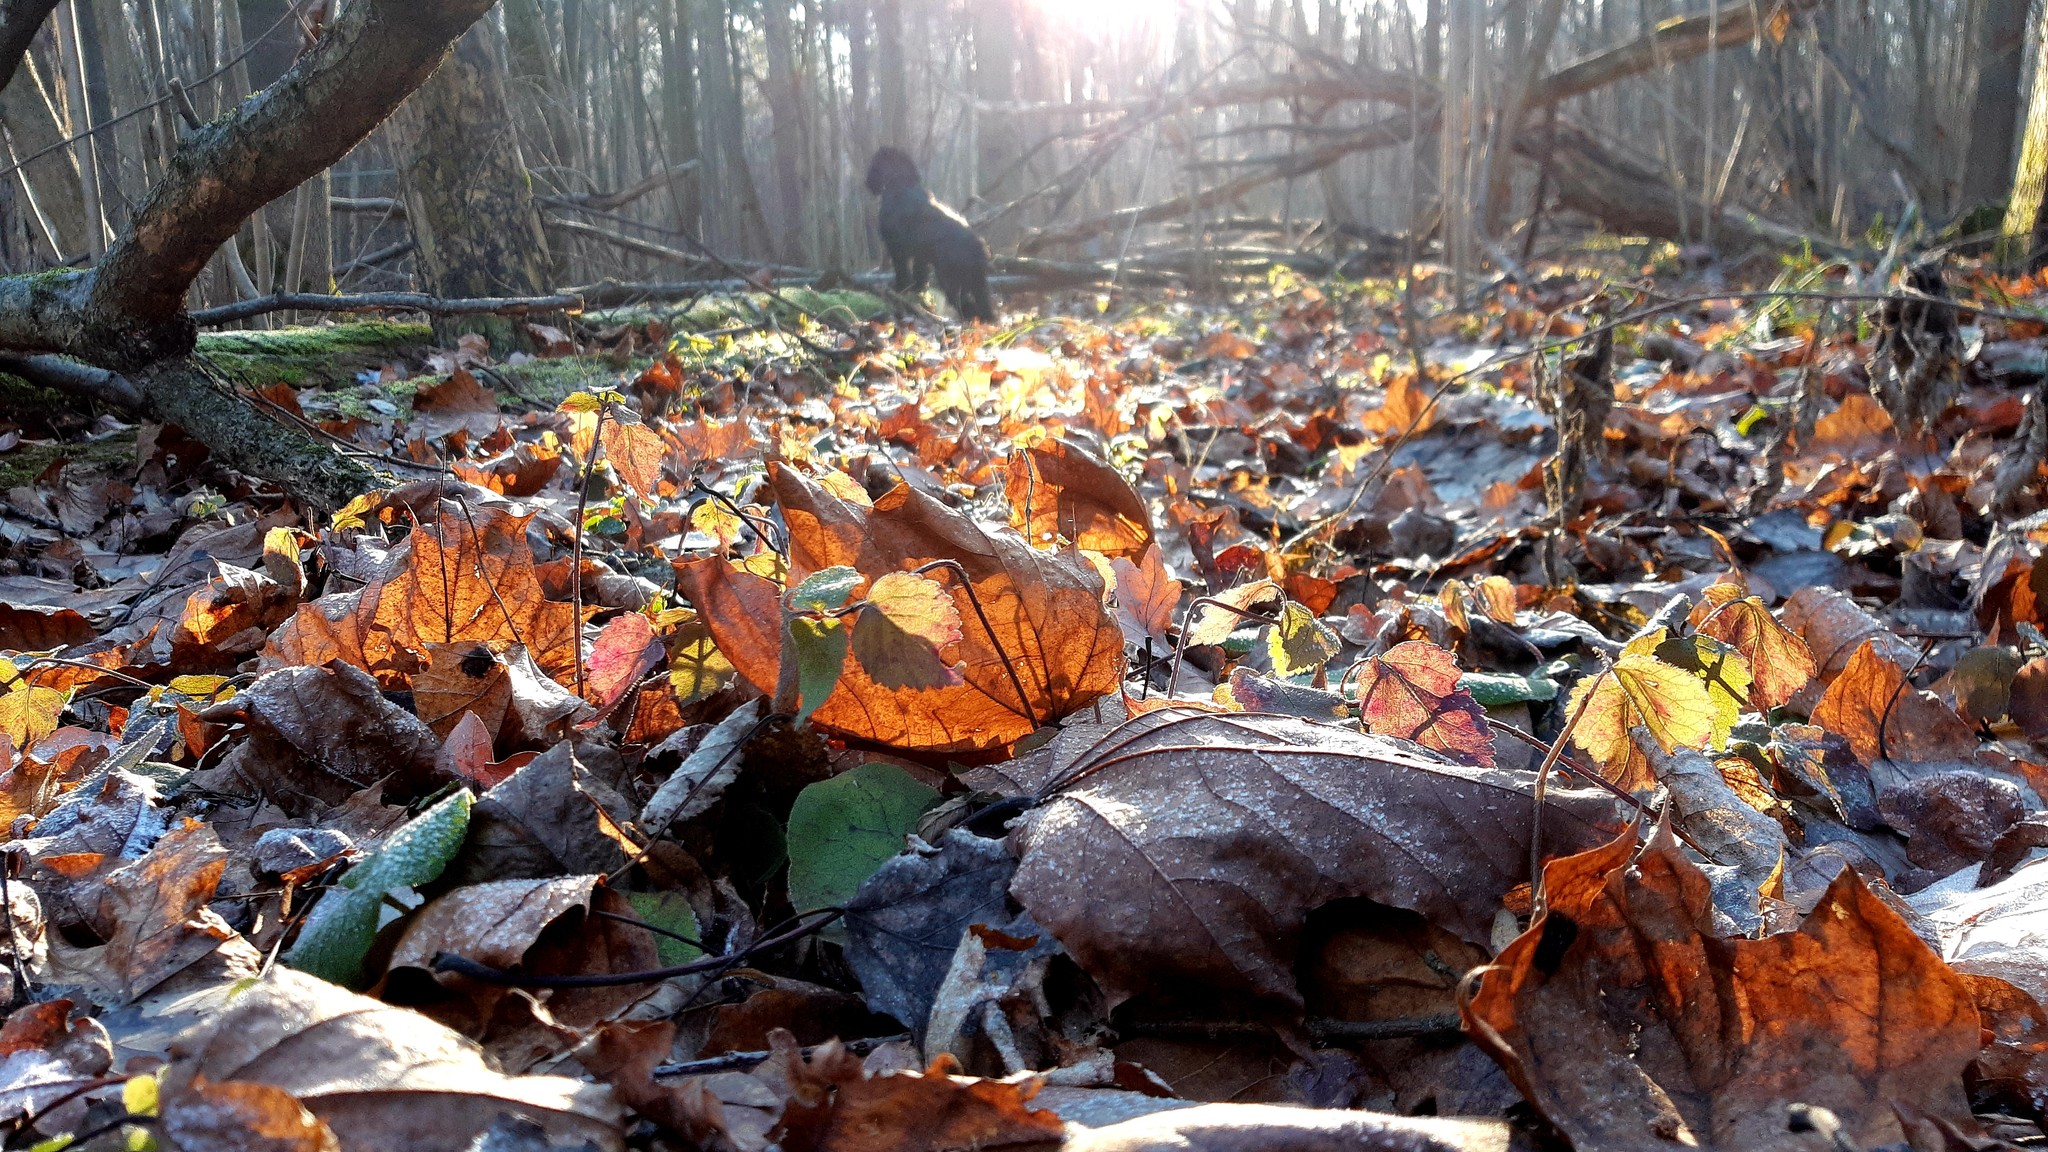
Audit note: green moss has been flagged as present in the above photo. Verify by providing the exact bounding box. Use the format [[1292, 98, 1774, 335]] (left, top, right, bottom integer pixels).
[[0, 429, 137, 488], [669, 288, 890, 333], [491, 355, 645, 407], [196, 321, 433, 392]]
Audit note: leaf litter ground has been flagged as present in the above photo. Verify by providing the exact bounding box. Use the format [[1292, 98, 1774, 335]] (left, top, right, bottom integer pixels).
[[5, 257, 2048, 1150]]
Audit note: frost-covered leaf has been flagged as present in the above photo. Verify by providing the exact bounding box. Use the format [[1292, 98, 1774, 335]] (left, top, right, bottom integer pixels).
[[1184, 581, 1281, 647], [788, 565, 863, 616], [0, 684, 66, 751]]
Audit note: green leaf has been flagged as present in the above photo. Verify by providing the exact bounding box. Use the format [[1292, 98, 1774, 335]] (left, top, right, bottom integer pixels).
[[788, 565, 863, 615], [786, 763, 939, 914], [286, 790, 473, 988], [788, 616, 850, 725], [1268, 601, 1340, 677], [624, 892, 704, 967], [1461, 671, 1559, 707]]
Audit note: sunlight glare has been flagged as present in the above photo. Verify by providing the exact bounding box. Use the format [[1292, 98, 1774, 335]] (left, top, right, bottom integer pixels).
[[1024, 0, 1187, 38]]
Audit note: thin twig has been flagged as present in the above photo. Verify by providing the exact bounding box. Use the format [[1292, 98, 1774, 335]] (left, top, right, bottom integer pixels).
[[1530, 661, 1607, 916], [192, 291, 582, 327], [909, 559, 1040, 729], [652, 1032, 911, 1078], [432, 907, 844, 988]]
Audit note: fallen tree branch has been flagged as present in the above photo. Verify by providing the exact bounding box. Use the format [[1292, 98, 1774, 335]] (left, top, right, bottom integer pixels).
[[0, 353, 141, 409], [337, 240, 415, 277], [192, 290, 583, 327]]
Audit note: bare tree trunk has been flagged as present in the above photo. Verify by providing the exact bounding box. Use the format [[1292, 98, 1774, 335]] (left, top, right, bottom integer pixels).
[[760, 0, 809, 262], [659, 0, 702, 234], [1962, 0, 2031, 212], [0, 53, 89, 260], [391, 23, 557, 352], [874, 0, 906, 146], [1481, 0, 1567, 237], [2001, 21, 2048, 265]]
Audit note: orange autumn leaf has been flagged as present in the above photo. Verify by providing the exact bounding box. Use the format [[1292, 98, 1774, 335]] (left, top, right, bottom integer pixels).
[[1003, 438, 1153, 560], [1350, 641, 1494, 768], [1468, 828, 1980, 1150], [1474, 575, 1518, 624], [1810, 640, 1978, 782], [1692, 584, 1815, 710], [678, 465, 1122, 754]]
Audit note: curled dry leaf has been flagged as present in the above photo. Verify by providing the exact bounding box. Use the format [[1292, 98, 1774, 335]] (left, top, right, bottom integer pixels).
[[414, 642, 588, 745], [1110, 543, 1181, 650], [383, 875, 659, 1070], [1465, 828, 1980, 1152], [102, 819, 260, 1003], [158, 968, 621, 1152], [1349, 641, 1494, 768], [1008, 709, 1620, 1022], [1004, 438, 1154, 560], [1780, 585, 1918, 686], [680, 465, 1123, 753]]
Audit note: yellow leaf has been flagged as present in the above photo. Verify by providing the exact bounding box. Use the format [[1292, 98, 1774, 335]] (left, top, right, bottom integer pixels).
[[1475, 575, 1518, 624], [0, 684, 68, 750], [1568, 649, 1718, 789], [330, 492, 378, 533], [669, 616, 737, 706], [151, 675, 236, 705], [1268, 600, 1340, 677], [863, 572, 963, 647], [691, 499, 744, 551]]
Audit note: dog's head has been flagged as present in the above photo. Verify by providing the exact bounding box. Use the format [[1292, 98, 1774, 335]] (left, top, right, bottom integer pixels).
[[865, 147, 921, 196]]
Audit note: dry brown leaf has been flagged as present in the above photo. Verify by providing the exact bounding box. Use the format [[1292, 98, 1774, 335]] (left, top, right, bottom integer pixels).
[[1008, 709, 1620, 1022], [1780, 586, 1919, 685], [1810, 640, 1978, 787], [205, 661, 448, 813], [382, 876, 659, 1071], [681, 465, 1123, 753], [264, 505, 583, 687], [159, 1077, 341, 1152], [101, 819, 258, 1003], [1004, 438, 1154, 560], [1466, 828, 1980, 1151], [158, 968, 621, 1152], [413, 641, 588, 745]]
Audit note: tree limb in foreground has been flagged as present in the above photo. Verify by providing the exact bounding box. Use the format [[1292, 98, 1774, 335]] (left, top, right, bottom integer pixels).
[[0, 0, 495, 508]]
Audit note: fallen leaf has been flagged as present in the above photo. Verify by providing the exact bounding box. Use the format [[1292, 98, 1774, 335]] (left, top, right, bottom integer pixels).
[[1349, 641, 1494, 768], [159, 1077, 341, 1152], [413, 642, 588, 745], [288, 790, 473, 988], [1062, 1103, 1510, 1152], [681, 466, 1123, 754], [1567, 646, 1718, 790], [1693, 585, 1816, 710], [157, 968, 620, 1152], [1004, 438, 1154, 560], [853, 572, 966, 690], [1467, 827, 1979, 1151], [383, 876, 659, 1070], [786, 763, 941, 914], [584, 613, 667, 710], [1009, 709, 1619, 1022], [1811, 640, 1979, 786], [1266, 601, 1339, 677], [102, 819, 258, 1002], [208, 661, 447, 813]]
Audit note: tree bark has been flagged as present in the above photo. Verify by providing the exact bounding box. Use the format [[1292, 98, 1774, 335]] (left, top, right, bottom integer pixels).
[[0, 0, 58, 92], [390, 23, 557, 352], [1481, 0, 1566, 236], [1962, 0, 2032, 212], [0, 0, 496, 508], [0, 53, 91, 261]]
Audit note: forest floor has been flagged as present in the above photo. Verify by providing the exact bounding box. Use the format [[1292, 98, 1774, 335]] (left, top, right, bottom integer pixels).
[[1, 247, 2046, 1152]]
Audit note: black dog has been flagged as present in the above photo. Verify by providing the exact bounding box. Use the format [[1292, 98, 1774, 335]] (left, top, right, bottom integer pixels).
[[864, 147, 995, 322]]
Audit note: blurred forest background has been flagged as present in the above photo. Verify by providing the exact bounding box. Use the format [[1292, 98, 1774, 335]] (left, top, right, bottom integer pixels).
[[3, 0, 2045, 316]]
